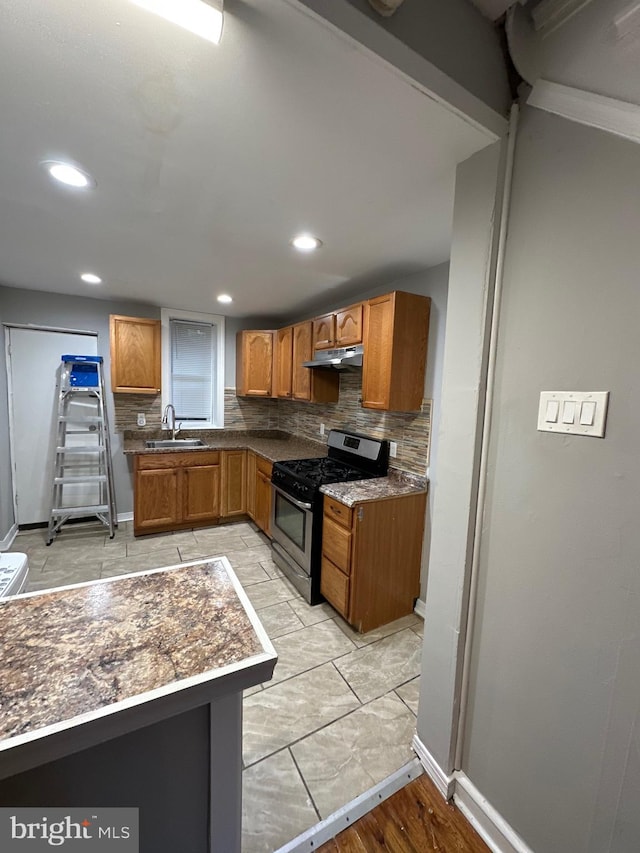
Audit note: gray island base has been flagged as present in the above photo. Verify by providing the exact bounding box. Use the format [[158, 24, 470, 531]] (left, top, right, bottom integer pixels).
[[0, 558, 277, 852]]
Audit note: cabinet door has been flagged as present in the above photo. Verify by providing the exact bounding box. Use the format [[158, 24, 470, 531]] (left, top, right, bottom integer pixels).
[[335, 304, 363, 347], [361, 294, 394, 410], [110, 315, 161, 394], [183, 465, 220, 523], [221, 450, 247, 518], [312, 314, 335, 350], [255, 469, 272, 537], [292, 322, 312, 401], [246, 451, 257, 520], [236, 331, 274, 396], [134, 468, 179, 533], [275, 327, 293, 399], [361, 292, 430, 413]]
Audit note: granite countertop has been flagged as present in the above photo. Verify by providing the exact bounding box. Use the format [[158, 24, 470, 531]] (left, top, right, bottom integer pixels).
[[0, 559, 276, 753], [123, 429, 328, 464], [124, 429, 428, 502], [321, 468, 428, 507]]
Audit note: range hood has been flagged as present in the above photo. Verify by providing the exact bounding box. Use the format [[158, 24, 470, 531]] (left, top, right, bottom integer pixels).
[[302, 344, 364, 370]]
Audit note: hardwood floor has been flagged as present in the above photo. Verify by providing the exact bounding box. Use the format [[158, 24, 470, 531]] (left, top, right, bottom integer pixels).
[[317, 772, 490, 853]]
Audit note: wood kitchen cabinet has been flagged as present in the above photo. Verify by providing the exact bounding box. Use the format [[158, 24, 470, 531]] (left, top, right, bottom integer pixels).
[[134, 451, 220, 535], [220, 450, 247, 518], [275, 326, 294, 399], [292, 321, 339, 403], [109, 314, 161, 394], [312, 303, 363, 350], [320, 491, 427, 633], [246, 452, 273, 537], [236, 330, 274, 397], [361, 291, 430, 412]]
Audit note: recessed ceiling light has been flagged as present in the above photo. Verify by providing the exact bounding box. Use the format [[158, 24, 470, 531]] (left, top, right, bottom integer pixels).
[[217, 294, 233, 304], [81, 273, 102, 285], [44, 161, 96, 189], [131, 0, 224, 44], [291, 234, 323, 252]]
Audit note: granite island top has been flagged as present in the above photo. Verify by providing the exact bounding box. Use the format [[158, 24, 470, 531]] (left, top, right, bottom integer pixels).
[[0, 558, 276, 768], [123, 429, 328, 464]]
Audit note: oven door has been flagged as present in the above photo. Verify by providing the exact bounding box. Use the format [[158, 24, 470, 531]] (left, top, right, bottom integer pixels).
[[270, 483, 313, 574]]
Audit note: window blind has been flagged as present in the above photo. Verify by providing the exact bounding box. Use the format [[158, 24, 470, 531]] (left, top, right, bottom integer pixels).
[[170, 319, 215, 421]]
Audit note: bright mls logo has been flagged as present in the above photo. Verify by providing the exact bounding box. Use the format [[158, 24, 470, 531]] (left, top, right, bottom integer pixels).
[[0, 809, 138, 850]]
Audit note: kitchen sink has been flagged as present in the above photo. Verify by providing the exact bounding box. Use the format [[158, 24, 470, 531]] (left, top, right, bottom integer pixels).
[[145, 439, 206, 448]]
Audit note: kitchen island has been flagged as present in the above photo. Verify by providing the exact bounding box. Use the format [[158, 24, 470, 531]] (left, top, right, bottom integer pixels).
[[0, 558, 276, 852]]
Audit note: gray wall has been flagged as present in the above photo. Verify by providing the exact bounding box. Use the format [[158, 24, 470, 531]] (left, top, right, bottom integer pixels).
[[417, 140, 503, 770], [461, 108, 640, 851], [0, 286, 162, 532], [298, 0, 511, 123], [343, 0, 511, 116]]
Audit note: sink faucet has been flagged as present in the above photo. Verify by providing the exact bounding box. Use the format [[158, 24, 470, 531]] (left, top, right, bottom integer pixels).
[[162, 404, 181, 440]]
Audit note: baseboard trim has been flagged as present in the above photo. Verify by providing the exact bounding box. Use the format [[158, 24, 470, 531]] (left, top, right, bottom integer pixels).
[[528, 79, 640, 145], [117, 512, 133, 523], [454, 773, 535, 853], [275, 758, 424, 852], [0, 524, 18, 551], [411, 734, 455, 799], [413, 598, 426, 619]]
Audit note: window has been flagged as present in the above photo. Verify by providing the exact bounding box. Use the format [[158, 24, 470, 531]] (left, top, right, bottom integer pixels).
[[161, 308, 225, 429]]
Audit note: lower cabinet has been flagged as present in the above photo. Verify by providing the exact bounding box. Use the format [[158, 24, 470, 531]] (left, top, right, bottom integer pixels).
[[134, 451, 220, 536], [220, 450, 247, 518], [135, 448, 273, 538], [320, 492, 427, 633], [247, 451, 273, 537]]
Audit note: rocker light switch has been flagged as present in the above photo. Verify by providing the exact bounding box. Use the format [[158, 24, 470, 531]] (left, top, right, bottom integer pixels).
[[580, 401, 596, 426], [545, 400, 559, 422], [538, 392, 609, 438]]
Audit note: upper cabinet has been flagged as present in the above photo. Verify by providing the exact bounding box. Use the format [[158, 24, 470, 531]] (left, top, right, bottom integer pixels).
[[274, 326, 293, 399], [293, 321, 339, 403], [335, 303, 363, 347], [236, 330, 274, 397], [312, 303, 363, 350], [361, 291, 430, 412], [109, 315, 161, 394]]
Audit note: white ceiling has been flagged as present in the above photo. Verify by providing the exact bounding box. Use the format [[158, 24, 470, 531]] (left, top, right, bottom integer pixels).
[[0, 0, 494, 320]]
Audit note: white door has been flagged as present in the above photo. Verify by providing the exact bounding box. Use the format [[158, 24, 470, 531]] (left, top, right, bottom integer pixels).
[[7, 328, 98, 526]]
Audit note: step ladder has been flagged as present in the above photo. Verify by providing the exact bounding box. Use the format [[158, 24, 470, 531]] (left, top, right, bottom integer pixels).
[[46, 355, 117, 545]]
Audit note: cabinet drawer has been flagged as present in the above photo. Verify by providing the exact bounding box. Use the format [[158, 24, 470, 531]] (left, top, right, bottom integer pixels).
[[322, 515, 352, 573], [320, 556, 349, 617], [324, 496, 352, 529], [256, 455, 273, 478], [137, 450, 219, 470]]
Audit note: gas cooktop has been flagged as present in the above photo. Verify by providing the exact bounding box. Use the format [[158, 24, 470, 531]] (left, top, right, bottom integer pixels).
[[271, 429, 390, 504], [275, 456, 375, 487]]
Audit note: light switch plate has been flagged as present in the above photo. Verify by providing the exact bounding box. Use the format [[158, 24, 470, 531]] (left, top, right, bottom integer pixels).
[[537, 391, 609, 437], [389, 441, 398, 458]]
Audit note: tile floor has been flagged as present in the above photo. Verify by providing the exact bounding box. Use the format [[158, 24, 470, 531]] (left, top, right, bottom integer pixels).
[[7, 519, 424, 853]]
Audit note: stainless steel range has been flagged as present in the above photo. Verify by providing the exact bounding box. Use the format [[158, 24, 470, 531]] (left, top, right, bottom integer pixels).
[[270, 429, 389, 604]]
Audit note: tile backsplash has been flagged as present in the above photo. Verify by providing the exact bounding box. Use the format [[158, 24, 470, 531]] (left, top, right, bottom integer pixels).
[[113, 371, 431, 476]]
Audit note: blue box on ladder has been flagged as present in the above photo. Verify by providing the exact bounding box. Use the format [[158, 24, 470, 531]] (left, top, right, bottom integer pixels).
[[62, 354, 103, 387]]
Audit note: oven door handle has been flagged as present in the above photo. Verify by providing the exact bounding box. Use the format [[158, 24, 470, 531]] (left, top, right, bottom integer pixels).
[[271, 483, 313, 511]]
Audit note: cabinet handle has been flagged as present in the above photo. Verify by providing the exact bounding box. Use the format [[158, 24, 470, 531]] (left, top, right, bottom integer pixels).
[[357, 507, 364, 522]]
